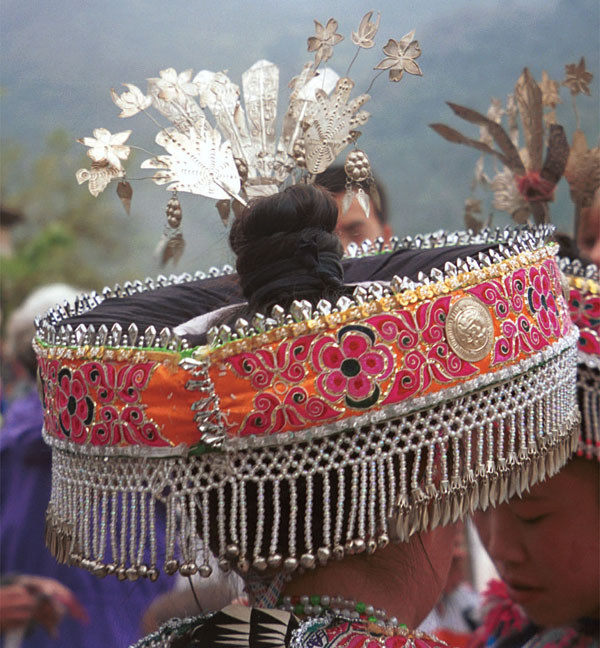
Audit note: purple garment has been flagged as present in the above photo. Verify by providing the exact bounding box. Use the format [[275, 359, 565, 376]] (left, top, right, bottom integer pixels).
[[0, 387, 172, 648]]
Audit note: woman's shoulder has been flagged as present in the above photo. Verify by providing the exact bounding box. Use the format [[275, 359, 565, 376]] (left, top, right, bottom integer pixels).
[[131, 605, 449, 648], [294, 614, 449, 647]]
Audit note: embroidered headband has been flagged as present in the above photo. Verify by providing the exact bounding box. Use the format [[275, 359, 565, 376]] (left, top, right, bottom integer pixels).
[[560, 257, 600, 460], [35, 225, 579, 581]]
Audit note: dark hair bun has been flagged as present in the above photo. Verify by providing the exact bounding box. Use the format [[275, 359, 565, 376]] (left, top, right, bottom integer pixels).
[[230, 184, 344, 308]]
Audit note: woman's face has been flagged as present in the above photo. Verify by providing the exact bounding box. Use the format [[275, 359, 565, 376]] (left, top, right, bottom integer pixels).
[[577, 188, 600, 267], [474, 458, 600, 628]]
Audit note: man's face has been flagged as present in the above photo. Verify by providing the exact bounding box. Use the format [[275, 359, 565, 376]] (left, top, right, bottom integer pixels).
[[473, 458, 600, 627], [333, 192, 391, 249]]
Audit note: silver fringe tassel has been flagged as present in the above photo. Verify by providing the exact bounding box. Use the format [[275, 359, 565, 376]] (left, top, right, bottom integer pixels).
[[44, 343, 579, 580], [577, 363, 600, 460]]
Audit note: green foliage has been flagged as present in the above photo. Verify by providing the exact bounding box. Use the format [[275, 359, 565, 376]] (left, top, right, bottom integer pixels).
[[1, 129, 136, 322]]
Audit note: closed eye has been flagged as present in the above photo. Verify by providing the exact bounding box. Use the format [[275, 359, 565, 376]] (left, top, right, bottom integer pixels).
[[515, 513, 548, 525]]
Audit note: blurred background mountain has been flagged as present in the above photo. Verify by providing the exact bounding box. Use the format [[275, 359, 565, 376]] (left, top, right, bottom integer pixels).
[[1, 0, 598, 316]]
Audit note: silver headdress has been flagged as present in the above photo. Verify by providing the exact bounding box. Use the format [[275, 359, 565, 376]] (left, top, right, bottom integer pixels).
[[36, 224, 579, 581], [559, 257, 600, 460], [36, 14, 580, 585], [431, 59, 599, 461], [76, 13, 422, 260]]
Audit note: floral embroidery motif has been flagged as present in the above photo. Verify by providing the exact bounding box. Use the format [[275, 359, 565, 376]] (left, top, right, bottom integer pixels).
[[468, 261, 563, 363], [79, 361, 157, 405], [313, 324, 394, 408], [297, 616, 447, 647], [228, 333, 342, 436], [39, 358, 167, 446], [227, 334, 316, 389], [526, 263, 561, 338], [368, 298, 478, 404], [90, 404, 167, 446], [38, 357, 60, 438], [568, 286, 600, 356], [56, 368, 95, 442], [237, 388, 341, 437]]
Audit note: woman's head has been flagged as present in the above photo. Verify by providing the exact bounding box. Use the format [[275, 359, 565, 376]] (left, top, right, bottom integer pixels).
[[230, 184, 344, 312], [474, 457, 600, 627]]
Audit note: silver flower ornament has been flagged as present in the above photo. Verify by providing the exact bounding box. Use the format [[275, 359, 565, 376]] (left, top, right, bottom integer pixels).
[[491, 167, 528, 217], [307, 18, 344, 66], [374, 30, 422, 82], [351, 11, 380, 49], [149, 68, 198, 102], [562, 57, 593, 97], [78, 128, 132, 169], [111, 83, 152, 118]]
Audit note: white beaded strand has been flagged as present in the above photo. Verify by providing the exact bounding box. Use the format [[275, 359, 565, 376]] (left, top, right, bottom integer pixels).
[[303, 473, 314, 562], [322, 471, 331, 553], [333, 468, 345, 552], [254, 479, 266, 565], [345, 463, 359, 546], [269, 479, 281, 563]]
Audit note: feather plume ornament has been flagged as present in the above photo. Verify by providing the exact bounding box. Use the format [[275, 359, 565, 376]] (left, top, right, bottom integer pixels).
[[430, 66, 579, 228], [75, 13, 423, 263]]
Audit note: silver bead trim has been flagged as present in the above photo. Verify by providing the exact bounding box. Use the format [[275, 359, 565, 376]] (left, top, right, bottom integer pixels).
[[35, 266, 235, 350], [344, 223, 556, 259], [43, 340, 578, 580]]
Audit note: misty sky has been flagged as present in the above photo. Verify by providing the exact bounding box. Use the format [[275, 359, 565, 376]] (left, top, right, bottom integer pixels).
[[2, 0, 599, 275]]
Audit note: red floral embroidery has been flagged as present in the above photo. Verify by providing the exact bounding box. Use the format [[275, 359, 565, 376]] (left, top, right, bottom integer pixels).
[[313, 324, 394, 408], [238, 388, 341, 436], [369, 298, 478, 405], [468, 269, 555, 363], [79, 361, 156, 404], [323, 620, 381, 647], [56, 368, 95, 442], [91, 405, 167, 446], [227, 335, 317, 390], [38, 357, 60, 437], [385, 637, 445, 648], [307, 618, 446, 648], [39, 358, 167, 446], [568, 286, 600, 356], [527, 264, 561, 338]]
